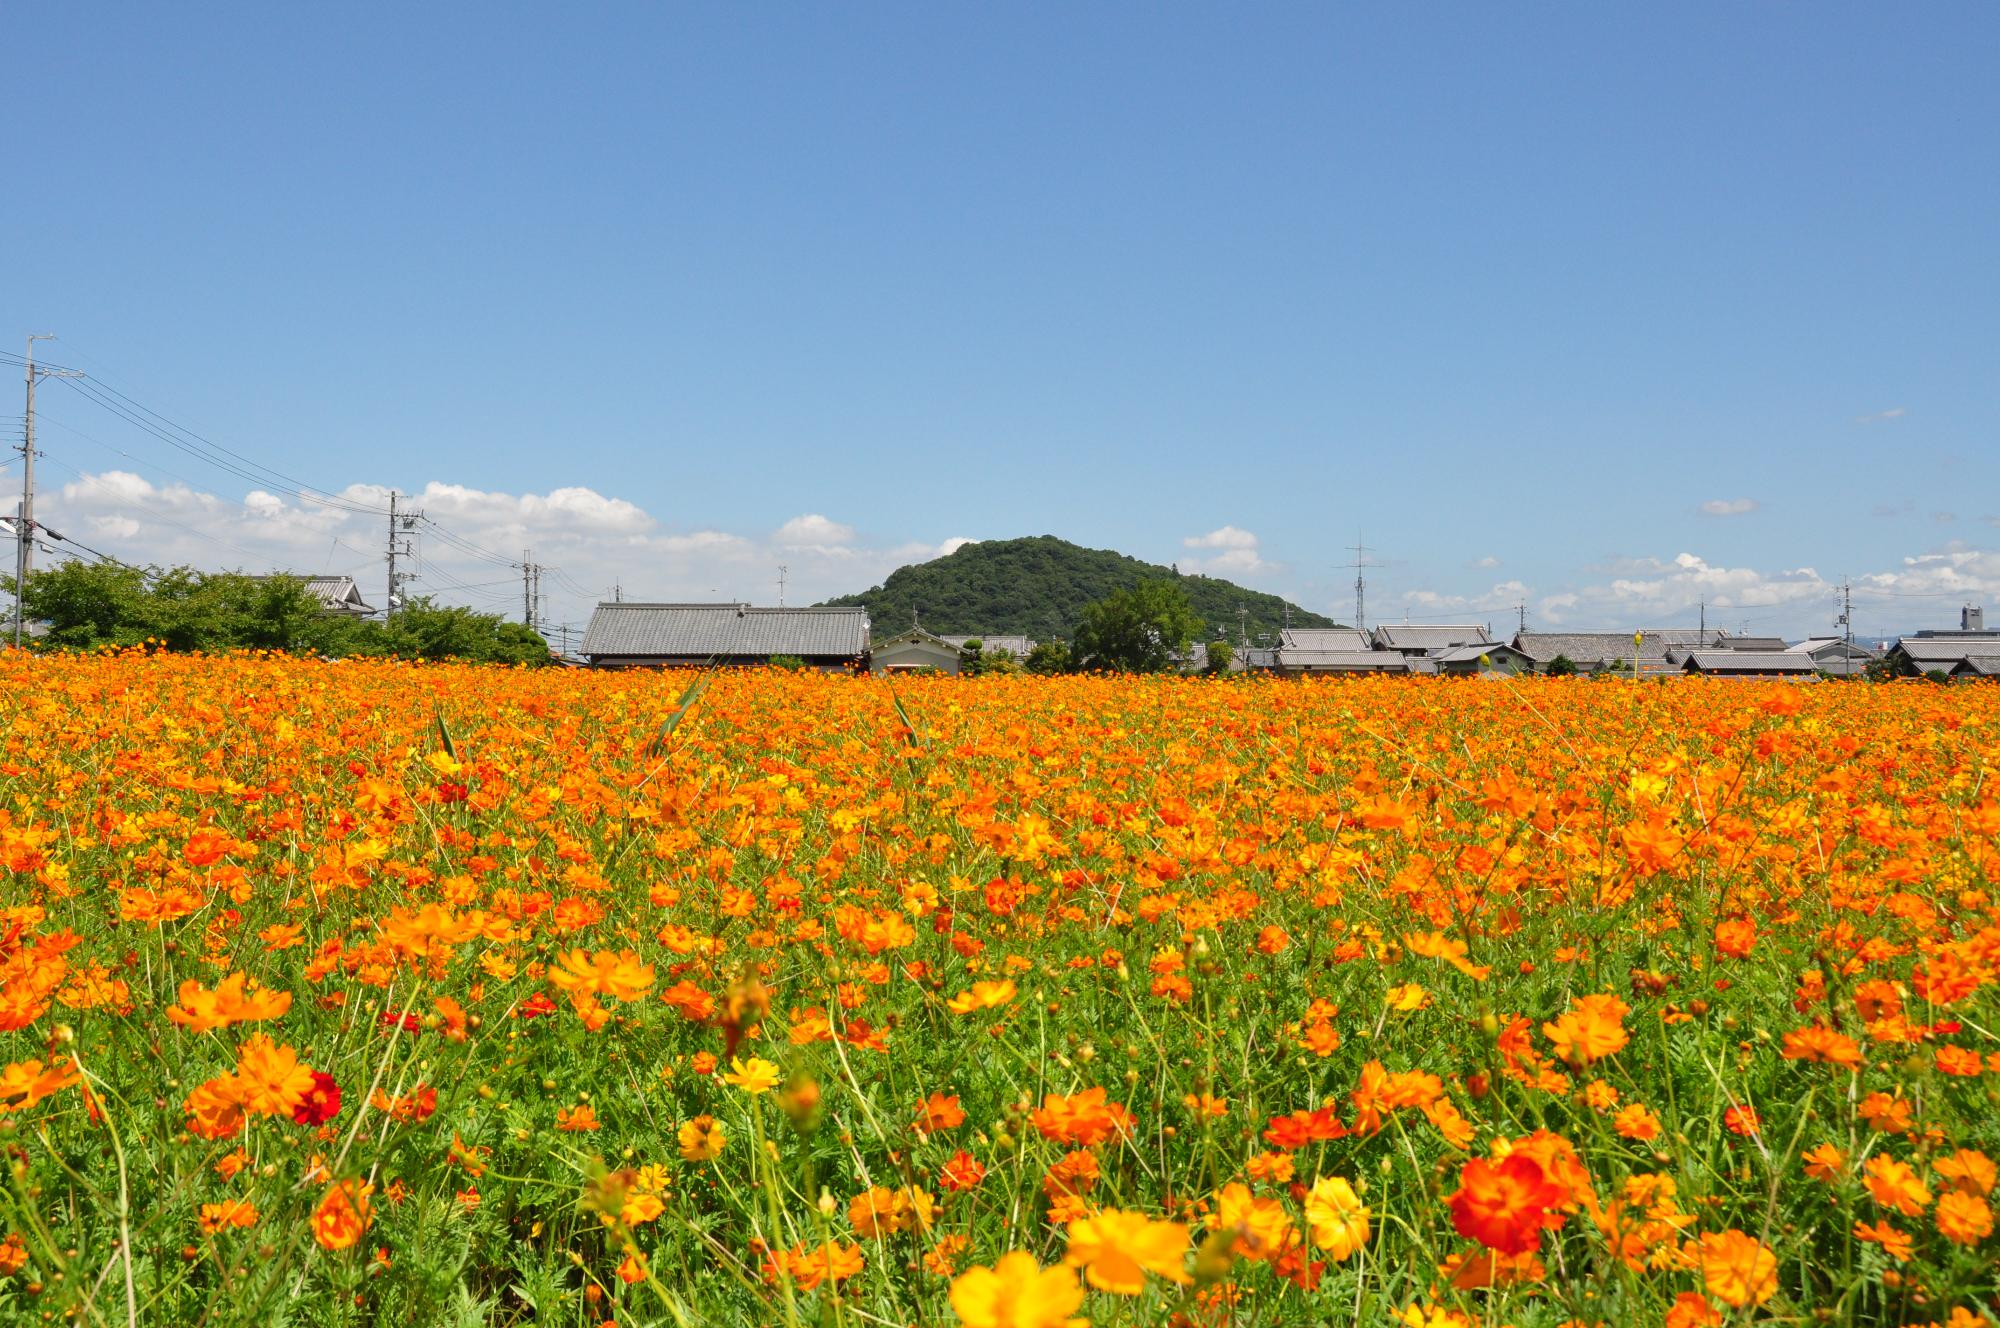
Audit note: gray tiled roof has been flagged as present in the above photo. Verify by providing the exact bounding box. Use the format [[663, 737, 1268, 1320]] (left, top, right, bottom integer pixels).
[[1430, 643, 1525, 664], [1373, 624, 1492, 650], [1723, 636, 1788, 651], [1681, 651, 1816, 673], [1279, 627, 1371, 651], [582, 603, 870, 658], [1278, 649, 1434, 673], [1893, 638, 2000, 662], [1513, 632, 1668, 663]]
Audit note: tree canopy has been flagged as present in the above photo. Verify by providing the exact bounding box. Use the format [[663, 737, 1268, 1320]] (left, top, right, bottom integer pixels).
[[10, 561, 550, 664], [1071, 579, 1202, 673], [822, 535, 1333, 642]]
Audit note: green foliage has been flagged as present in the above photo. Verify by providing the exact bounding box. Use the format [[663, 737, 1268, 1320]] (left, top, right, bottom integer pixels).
[[957, 638, 1023, 677], [1072, 579, 1202, 673], [822, 535, 1332, 641], [1024, 639, 1071, 675], [11, 562, 548, 663], [1544, 653, 1579, 677], [767, 654, 808, 670], [1205, 639, 1234, 674]]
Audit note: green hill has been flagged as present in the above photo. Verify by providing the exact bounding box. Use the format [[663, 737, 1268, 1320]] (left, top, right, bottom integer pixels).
[[821, 536, 1338, 643]]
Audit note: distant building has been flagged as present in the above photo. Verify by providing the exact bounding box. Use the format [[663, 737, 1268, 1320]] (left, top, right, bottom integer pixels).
[[1373, 624, 1493, 656], [872, 627, 964, 674], [1274, 649, 1436, 677], [259, 573, 376, 617], [580, 602, 869, 671], [1429, 642, 1533, 676], [1512, 629, 1730, 677], [1679, 651, 1817, 679], [941, 634, 1037, 661], [1883, 637, 2000, 679], [1279, 627, 1372, 652], [1785, 638, 1877, 677]]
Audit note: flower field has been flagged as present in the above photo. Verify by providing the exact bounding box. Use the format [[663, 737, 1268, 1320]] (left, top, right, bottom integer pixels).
[[0, 653, 1996, 1327]]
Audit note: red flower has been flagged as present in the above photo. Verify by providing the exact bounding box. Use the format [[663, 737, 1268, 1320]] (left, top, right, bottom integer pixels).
[[1449, 1154, 1567, 1255], [292, 1071, 342, 1126]]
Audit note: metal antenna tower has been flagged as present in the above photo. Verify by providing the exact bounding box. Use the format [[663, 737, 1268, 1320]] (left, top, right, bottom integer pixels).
[[1334, 536, 1382, 631], [15, 337, 83, 647]]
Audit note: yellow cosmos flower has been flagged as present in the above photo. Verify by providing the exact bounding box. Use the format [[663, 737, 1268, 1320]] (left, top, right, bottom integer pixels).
[[1063, 1208, 1190, 1295], [1304, 1175, 1371, 1261], [723, 1056, 781, 1095]]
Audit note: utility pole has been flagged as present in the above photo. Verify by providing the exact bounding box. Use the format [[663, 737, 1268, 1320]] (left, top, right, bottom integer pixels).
[[1836, 578, 1854, 674], [522, 550, 536, 629], [1698, 597, 1706, 640], [384, 492, 420, 621], [1237, 605, 1248, 648], [1516, 601, 1527, 635], [14, 336, 81, 648], [777, 564, 788, 608], [612, 580, 622, 603]]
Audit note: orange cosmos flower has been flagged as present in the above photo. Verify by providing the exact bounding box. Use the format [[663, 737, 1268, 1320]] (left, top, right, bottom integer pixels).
[[946, 980, 1017, 1015], [1063, 1209, 1190, 1294], [949, 1251, 1086, 1328], [1780, 1025, 1862, 1070], [556, 1104, 601, 1132], [1613, 1104, 1661, 1141], [1802, 1143, 1847, 1182], [1865, 1156, 1932, 1216], [312, 1180, 374, 1251], [0, 1057, 80, 1113], [678, 1114, 725, 1161], [1663, 1292, 1722, 1328], [1211, 1182, 1296, 1262], [1934, 1149, 1996, 1197], [914, 1091, 966, 1132], [232, 1035, 318, 1118], [1697, 1229, 1777, 1307], [198, 1200, 258, 1234], [1029, 1087, 1134, 1146], [1935, 1191, 1993, 1246], [1542, 993, 1629, 1066], [1448, 1154, 1567, 1255], [166, 972, 293, 1033]]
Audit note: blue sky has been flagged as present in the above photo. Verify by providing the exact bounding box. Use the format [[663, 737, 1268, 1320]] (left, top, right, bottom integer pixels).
[[11, 3, 1997, 638]]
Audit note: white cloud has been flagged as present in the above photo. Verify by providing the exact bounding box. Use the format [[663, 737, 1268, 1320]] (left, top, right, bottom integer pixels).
[[1184, 525, 1259, 551], [1400, 579, 1528, 615], [774, 514, 856, 549], [936, 537, 976, 558], [1535, 551, 1826, 627], [1472, 554, 1500, 569], [1699, 498, 1759, 517], [38, 471, 958, 633], [1855, 407, 1907, 424], [1180, 525, 1274, 576]]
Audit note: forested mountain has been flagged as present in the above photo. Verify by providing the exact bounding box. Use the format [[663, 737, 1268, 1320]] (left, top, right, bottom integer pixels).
[[821, 536, 1337, 641]]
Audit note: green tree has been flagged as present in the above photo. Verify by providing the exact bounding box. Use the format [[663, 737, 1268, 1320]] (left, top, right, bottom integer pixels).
[[1205, 639, 1234, 674], [12, 560, 155, 648], [1072, 580, 1201, 673], [1544, 653, 1578, 677], [369, 597, 550, 664], [1024, 640, 1072, 675]]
